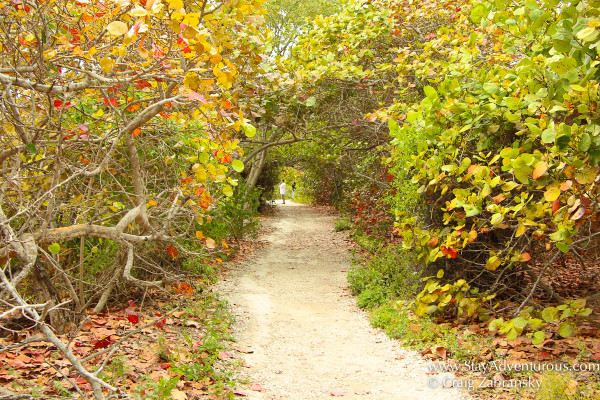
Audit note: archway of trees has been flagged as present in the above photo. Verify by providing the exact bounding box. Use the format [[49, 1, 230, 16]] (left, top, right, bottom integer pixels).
[[2, 0, 600, 397]]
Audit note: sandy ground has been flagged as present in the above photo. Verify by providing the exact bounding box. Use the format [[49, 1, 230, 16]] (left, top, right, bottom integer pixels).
[[217, 202, 468, 400]]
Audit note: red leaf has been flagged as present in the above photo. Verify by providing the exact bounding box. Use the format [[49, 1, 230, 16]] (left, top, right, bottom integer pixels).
[[92, 337, 112, 349], [160, 363, 171, 369], [386, 174, 394, 181], [166, 245, 178, 259], [128, 300, 135, 308], [155, 313, 166, 330], [125, 307, 139, 324], [448, 248, 458, 259], [53, 99, 64, 108], [135, 80, 151, 89]]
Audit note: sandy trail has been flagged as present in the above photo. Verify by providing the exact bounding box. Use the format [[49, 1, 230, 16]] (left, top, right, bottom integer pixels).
[[217, 202, 467, 400]]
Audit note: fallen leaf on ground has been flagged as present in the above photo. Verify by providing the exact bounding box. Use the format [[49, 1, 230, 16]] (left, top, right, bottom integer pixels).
[[249, 383, 263, 392]]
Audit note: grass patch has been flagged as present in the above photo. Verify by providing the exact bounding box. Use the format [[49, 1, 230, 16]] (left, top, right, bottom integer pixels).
[[334, 216, 352, 231], [348, 244, 422, 309]]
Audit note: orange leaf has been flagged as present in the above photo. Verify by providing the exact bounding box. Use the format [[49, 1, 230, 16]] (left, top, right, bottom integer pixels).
[[552, 199, 561, 213], [532, 161, 548, 179], [166, 245, 178, 259], [180, 283, 193, 295], [250, 383, 263, 392], [132, 128, 141, 137], [560, 180, 573, 191], [427, 237, 439, 246], [221, 99, 232, 110], [521, 252, 531, 262]]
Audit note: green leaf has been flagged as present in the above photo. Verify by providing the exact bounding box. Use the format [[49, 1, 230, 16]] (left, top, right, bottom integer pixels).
[[231, 159, 244, 172], [571, 299, 586, 309], [488, 318, 504, 332], [556, 242, 570, 253], [470, 4, 486, 23], [305, 96, 317, 107], [576, 26, 599, 42], [436, 269, 444, 278], [241, 123, 257, 138], [532, 331, 546, 345], [491, 213, 503, 225], [541, 306, 559, 322], [48, 243, 61, 255], [541, 127, 556, 143], [579, 132, 591, 152], [558, 321, 575, 338], [406, 111, 419, 123], [506, 327, 518, 341], [26, 143, 37, 154], [423, 86, 438, 99], [483, 83, 499, 94], [464, 204, 482, 217]]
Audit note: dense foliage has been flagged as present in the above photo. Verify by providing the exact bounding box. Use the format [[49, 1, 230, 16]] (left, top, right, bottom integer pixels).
[[0, 0, 267, 397], [272, 0, 600, 344]]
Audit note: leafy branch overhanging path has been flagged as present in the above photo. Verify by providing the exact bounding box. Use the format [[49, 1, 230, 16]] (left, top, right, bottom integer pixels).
[[218, 203, 467, 400]]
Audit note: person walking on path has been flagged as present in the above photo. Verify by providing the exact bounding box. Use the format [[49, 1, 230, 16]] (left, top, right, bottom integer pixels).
[[291, 182, 296, 200], [279, 179, 286, 204]]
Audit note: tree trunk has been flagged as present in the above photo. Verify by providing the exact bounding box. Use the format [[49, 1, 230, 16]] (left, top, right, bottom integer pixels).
[[245, 148, 267, 188], [33, 263, 68, 334]]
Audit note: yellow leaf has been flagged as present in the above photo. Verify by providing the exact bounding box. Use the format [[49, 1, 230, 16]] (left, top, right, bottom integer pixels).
[[222, 185, 233, 197], [486, 256, 501, 271], [205, 238, 216, 249], [109, 206, 118, 212], [106, 21, 128, 36], [516, 223, 526, 237], [147, 200, 158, 207], [100, 57, 115, 73], [168, 0, 184, 9], [170, 389, 187, 400], [43, 49, 56, 60], [182, 26, 198, 40], [544, 185, 560, 202], [196, 231, 204, 240], [129, 7, 148, 17]]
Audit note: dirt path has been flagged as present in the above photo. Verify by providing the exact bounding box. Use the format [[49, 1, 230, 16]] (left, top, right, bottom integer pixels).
[[217, 202, 467, 400]]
